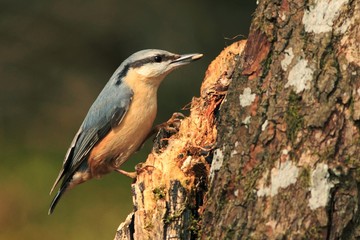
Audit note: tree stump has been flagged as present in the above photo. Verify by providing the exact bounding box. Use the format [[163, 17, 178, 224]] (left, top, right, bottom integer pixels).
[[114, 41, 246, 239], [115, 0, 360, 239]]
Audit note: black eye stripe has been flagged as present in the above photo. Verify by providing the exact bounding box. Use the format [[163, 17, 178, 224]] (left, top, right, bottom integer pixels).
[[129, 54, 179, 68], [154, 55, 162, 62], [115, 64, 130, 85]]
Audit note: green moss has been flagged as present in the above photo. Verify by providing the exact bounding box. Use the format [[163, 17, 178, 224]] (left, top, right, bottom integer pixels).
[[322, 146, 336, 160], [356, 168, 360, 182], [144, 221, 154, 231], [152, 185, 166, 200], [285, 91, 304, 143], [188, 215, 200, 236], [306, 226, 325, 239], [261, 52, 273, 77], [163, 206, 186, 224], [299, 167, 311, 188], [216, 187, 228, 211], [237, 162, 266, 206], [225, 227, 236, 239], [344, 155, 352, 164]]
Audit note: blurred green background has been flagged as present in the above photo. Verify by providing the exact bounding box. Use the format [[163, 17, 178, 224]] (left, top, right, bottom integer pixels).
[[0, 1, 255, 239]]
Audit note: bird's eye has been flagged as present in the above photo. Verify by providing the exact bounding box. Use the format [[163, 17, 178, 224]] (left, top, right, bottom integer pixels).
[[154, 55, 162, 63]]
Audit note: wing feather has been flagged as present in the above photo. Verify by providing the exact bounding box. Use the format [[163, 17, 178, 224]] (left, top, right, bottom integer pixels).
[[50, 80, 133, 192]]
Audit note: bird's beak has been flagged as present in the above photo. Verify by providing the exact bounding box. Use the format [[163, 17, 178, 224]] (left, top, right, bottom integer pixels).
[[171, 53, 203, 65]]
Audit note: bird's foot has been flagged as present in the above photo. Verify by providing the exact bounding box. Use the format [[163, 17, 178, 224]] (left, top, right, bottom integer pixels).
[[151, 112, 185, 152], [144, 112, 185, 142], [155, 112, 185, 133], [135, 163, 155, 174]]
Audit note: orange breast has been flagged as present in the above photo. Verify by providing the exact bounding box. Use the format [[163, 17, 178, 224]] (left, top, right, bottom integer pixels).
[[88, 71, 158, 178]]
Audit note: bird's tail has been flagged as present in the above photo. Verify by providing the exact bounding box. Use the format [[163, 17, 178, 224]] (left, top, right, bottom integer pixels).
[[48, 185, 67, 215]]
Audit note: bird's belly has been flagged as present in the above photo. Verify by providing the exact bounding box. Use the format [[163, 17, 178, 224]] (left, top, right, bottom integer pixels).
[[88, 98, 157, 177]]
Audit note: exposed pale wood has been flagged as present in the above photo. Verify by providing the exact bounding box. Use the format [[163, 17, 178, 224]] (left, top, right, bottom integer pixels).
[[114, 41, 247, 240], [115, 0, 360, 239]]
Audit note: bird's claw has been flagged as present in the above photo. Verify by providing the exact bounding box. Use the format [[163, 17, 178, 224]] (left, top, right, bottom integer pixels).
[[135, 163, 155, 174], [167, 112, 184, 127], [157, 112, 185, 133]]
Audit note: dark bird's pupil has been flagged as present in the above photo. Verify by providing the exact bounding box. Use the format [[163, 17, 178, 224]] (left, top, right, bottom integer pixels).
[[154, 56, 162, 62]]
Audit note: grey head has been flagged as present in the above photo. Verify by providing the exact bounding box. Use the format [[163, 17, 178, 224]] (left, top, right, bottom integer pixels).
[[112, 49, 203, 86]]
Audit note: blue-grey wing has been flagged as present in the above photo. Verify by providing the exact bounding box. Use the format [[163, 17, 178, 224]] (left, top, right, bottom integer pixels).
[[50, 80, 133, 193]]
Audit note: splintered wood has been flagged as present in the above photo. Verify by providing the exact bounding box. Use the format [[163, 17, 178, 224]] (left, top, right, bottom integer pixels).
[[114, 40, 247, 240]]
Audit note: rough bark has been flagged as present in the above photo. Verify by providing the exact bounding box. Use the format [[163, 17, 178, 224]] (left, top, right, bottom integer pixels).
[[115, 0, 360, 239], [202, 0, 360, 239]]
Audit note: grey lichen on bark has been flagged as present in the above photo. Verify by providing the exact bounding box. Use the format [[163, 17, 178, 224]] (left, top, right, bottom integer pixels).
[[201, 0, 360, 239]]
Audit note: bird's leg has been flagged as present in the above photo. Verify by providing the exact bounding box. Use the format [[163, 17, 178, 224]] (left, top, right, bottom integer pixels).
[[139, 112, 185, 145], [115, 164, 155, 179], [115, 169, 137, 179]]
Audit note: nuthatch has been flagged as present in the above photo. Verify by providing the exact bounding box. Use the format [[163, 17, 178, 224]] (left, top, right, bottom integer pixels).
[[48, 49, 203, 214]]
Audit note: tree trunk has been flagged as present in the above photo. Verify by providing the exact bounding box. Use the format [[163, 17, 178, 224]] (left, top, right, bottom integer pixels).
[[115, 0, 360, 239]]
